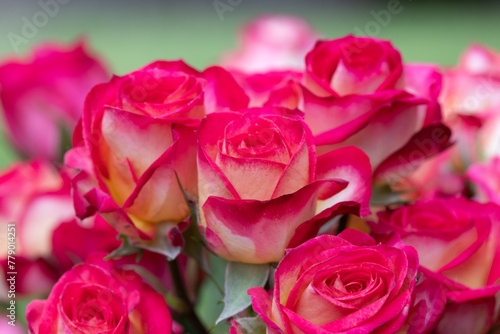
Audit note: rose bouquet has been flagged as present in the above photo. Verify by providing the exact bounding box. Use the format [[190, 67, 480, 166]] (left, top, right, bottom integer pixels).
[[0, 14, 499, 334]]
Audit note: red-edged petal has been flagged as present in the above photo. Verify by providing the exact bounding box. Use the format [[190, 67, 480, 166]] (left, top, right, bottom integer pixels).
[[316, 146, 372, 216]]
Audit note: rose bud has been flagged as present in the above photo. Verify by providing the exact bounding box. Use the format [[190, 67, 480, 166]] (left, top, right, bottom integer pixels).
[[197, 107, 372, 263], [0, 40, 108, 160], [26, 253, 173, 333], [249, 230, 419, 333], [221, 15, 319, 73], [372, 197, 500, 333], [68, 60, 249, 244]]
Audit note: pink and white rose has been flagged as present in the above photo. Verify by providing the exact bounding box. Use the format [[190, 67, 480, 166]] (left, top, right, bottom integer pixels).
[[0, 40, 108, 160], [69, 60, 248, 240], [197, 106, 372, 263], [249, 230, 419, 333], [26, 253, 173, 333], [372, 198, 500, 333], [221, 15, 319, 73]]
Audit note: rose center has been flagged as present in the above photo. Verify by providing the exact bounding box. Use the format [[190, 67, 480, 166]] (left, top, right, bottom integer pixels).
[[340, 39, 385, 73], [222, 115, 291, 163], [60, 283, 127, 331]]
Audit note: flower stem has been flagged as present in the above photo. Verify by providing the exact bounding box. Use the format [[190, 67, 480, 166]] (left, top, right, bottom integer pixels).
[[168, 258, 207, 333]]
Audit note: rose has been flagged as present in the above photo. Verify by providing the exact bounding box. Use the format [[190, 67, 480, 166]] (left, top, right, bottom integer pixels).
[[372, 198, 500, 332], [392, 44, 500, 201], [53, 217, 203, 305], [0, 160, 74, 260], [299, 36, 449, 178], [70, 60, 249, 240], [26, 253, 173, 333], [304, 35, 404, 97], [221, 15, 319, 73], [0, 40, 108, 160], [441, 44, 500, 160], [248, 230, 418, 333], [197, 107, 372, 263]]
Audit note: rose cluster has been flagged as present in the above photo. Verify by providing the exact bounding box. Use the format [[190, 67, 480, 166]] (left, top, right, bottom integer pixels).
[[0, 15, 498, 334]]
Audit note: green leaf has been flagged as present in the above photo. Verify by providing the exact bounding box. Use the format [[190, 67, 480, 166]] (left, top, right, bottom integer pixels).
[[133, 222, 182, 260], [216, 262, 269, 324], [232, 316, 267, 334], [104, 235, 141, 260]]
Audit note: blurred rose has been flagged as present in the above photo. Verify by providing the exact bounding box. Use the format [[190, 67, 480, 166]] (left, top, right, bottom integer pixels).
[[395, 44, 500, 202], [0, 160, 74, 259], [221, 15, 319, 73], [442, 44, 500, 160], [0, 317, 25, 334], [197, 106, 372, 263], [372, 198, 500, 333], [0, 40, 108, 160], [69, 60, 249, 240], [27, 253, 173, 333], [249, 230, 419, 333], [1, 257, 58, 298]]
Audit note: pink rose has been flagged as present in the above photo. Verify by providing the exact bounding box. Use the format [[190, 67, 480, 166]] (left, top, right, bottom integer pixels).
[[0, 160, 74, 259], [70, 60, 248, 240], [248, 230, 419, 333], [221, 15, 319, 73], [53, 217, 203, 305], [197, 107, 372, 263], [441, 44, 500, 160], [304, 35, 404, 97], [298, 36, 449, 177], [26, 253, 173, 333], [0, 40, 108, 160], [372, 198, 500, 333]]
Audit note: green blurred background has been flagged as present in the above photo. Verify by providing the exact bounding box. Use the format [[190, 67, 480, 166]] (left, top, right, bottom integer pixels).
[[1, 0, 500, 169], [1, 0, 499, 332]]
